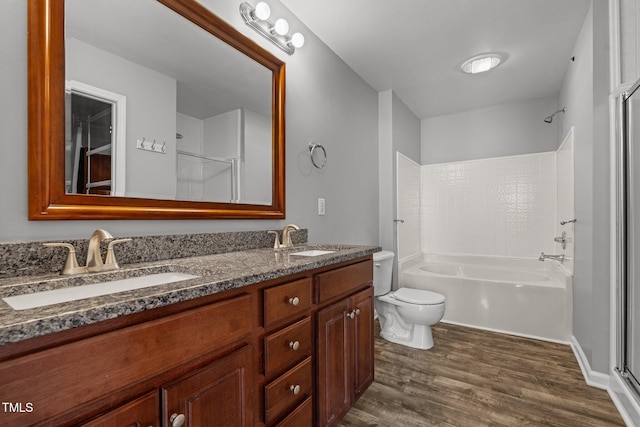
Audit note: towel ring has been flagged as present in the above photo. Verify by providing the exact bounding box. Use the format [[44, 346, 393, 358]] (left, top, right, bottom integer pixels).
[[309, 142, 327, 169]]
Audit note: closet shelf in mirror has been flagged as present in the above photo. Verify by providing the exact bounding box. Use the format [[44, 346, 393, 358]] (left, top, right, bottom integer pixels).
[[86, 144, 111, 156], [177, 150, 236, 165], [86, 180, 111, 189]]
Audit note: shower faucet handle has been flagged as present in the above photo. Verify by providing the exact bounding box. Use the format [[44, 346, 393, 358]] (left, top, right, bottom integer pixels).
[[553, 231, 567, 250]]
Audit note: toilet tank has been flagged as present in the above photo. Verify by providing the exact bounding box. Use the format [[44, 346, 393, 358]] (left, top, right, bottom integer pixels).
[[373, 251, 394, 296]]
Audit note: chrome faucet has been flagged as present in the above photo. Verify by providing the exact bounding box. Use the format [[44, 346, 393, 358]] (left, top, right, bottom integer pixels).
[[538, 252, 565, 262], [281, 224, 300, 248]]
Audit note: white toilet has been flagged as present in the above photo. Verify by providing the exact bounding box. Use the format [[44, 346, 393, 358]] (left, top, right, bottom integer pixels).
[[374, 251, 445, 350]]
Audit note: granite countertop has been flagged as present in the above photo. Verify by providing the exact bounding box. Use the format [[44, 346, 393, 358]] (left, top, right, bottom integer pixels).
[[0, 244, 380, 346]]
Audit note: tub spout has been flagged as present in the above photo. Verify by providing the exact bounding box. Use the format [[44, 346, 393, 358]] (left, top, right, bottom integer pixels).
[[539, 252, 564, 262]]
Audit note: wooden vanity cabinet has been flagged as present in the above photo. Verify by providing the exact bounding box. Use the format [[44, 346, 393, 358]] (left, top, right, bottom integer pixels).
[[80, 391, 160, 427], [162, 345, 254, 427], [0, 292, 254, 427], [316, 262, 374, 427], [0, 255, 374, 427], [258, 257, 374, 427], [260, 278, 313, 426]]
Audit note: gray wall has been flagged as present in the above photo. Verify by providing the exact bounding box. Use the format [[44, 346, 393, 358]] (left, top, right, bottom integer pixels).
[[559, 0, 610, 374], [0, 0, 379, 246], [421, 95, 560, 164], [392, 93, 422, 165], [68, 38, 178, 199]]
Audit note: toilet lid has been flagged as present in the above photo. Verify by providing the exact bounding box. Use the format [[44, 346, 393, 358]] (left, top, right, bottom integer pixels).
[[394, 287, 445, 305]]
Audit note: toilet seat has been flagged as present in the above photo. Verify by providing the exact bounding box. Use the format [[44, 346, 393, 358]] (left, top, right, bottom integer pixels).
[[393, 287, 445, 305]]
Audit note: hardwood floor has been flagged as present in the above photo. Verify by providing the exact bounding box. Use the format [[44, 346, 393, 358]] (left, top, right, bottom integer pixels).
[[339, 322, 625, 426]]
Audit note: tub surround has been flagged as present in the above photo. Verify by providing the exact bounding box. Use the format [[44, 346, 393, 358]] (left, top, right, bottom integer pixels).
[[0, 229, 379, 345]]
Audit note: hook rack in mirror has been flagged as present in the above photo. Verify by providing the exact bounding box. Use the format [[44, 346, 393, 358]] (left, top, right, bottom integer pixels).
[[309, 142, 327, 169]]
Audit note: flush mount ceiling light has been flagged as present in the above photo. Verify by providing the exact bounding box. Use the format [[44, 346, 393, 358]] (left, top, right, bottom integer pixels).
[[461, 53, 503, 74], [240, 2, 305, 55]]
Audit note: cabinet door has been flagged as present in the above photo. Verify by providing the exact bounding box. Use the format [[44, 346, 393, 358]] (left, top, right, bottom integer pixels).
[[162, 346, 253, 427], [317, 298, 350, 427], [350, 287, 374, 401], [81, 391, 159, 427]]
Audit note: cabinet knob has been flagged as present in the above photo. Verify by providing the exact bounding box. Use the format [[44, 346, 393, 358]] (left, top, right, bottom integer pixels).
[[347, 308, 361, 319], [169, 413, 185, 427], [288, 296, 300, 306], [289, 340, 300, 351], [290, 384, 301, 395]]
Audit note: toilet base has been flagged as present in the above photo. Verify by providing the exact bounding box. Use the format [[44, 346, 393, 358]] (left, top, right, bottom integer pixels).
[[379, 323, 434, 350]]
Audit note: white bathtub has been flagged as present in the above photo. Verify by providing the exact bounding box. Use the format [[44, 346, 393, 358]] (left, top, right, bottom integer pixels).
[[399, 253, 572, 343]]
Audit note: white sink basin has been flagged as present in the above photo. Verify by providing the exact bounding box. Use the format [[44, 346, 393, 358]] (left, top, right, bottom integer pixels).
[[3, 272, 199, 310], [290, 250, 336, 257]]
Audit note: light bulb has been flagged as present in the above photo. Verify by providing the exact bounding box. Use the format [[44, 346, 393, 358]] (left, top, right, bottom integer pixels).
[[254, 2, 270, 20], [273, 18, 289, 36], [290, 32, 305, 48], [461, 54, 502, 74]]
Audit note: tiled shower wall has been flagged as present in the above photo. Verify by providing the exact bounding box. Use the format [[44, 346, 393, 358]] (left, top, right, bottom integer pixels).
[[555, 129, 575, 273], [421, 152, 558, 258], [396, 153, 422, 261]]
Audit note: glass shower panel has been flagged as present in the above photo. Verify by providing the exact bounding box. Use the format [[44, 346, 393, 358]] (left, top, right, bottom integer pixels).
[[628, 90, 640, 386], [621, 80, 640, 395]]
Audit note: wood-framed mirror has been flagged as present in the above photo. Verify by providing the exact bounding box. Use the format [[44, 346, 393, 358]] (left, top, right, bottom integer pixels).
[[28, 0, 286, 220]]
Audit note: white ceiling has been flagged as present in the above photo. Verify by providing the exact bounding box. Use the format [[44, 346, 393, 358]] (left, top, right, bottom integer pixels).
[[66, 0, 272, 119], [280, 0, 591, 119]]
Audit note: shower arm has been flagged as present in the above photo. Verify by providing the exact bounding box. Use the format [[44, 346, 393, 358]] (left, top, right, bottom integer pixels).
[[544, 107, 566, 123]]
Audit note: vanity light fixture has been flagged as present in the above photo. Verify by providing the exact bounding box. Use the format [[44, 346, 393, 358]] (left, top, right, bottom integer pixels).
[[240, 2, 305, 55], [461, 53, 503, 74]]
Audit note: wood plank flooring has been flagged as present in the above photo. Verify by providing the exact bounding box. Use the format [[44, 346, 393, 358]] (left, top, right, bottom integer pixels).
[[339, 322, 625, 426]]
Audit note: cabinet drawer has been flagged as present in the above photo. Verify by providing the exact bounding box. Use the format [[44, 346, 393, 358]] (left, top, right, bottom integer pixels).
[[264, 357, 312, 424], [264, 278, 312, 328], [0, 294, 252, 426], [275, 396, 312, 427], [316, 260, 373, 304], [81, 391, 159, 427], [264, 317, 312, 377]]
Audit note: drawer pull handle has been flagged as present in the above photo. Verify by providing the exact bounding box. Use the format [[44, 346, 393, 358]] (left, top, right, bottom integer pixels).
[[169, 413, 185, 427], [289, 340, 300, 351], [288, 296, 300, 306], [290, 384, 301, 395], [354, 308, 361, 316]]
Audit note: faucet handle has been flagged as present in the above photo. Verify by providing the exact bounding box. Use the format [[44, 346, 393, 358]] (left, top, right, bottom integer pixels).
[[267, 231, 281, 249], [43, 242, 87, 275], [104, 238, 132, 270]]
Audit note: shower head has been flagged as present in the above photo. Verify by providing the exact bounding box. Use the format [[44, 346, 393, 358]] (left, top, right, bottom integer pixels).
[[544, 107, 566, 124]]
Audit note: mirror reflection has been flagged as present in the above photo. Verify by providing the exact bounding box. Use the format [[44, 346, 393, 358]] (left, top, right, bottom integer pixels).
[[65, 0, 274, 205]]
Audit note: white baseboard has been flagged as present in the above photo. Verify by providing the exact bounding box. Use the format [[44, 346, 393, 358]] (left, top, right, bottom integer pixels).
[[570, 335, 610, 390]]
